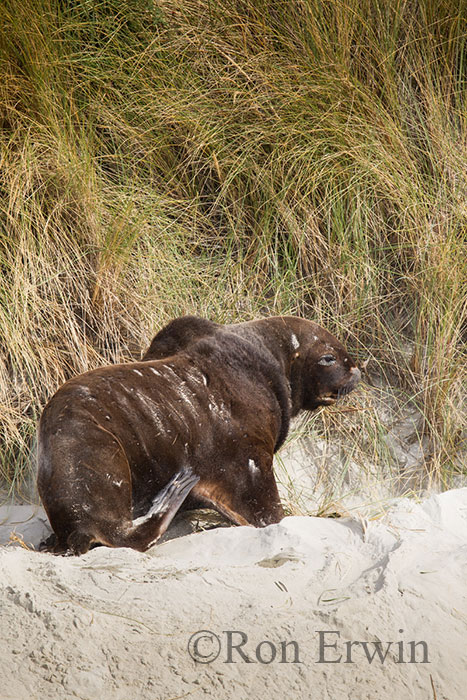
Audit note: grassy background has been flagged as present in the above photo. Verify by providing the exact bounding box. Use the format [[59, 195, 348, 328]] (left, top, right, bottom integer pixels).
[[0, 0, 465, 499]]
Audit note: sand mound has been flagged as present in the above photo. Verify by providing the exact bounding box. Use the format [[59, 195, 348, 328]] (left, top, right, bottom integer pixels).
[[1, 490, 466, 699]]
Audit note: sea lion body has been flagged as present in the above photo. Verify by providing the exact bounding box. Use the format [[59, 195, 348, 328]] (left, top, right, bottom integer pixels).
[[37, 316, 361, 554]]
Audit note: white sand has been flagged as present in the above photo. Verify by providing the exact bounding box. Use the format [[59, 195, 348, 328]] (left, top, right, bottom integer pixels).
[[1, 490, 466, 699]]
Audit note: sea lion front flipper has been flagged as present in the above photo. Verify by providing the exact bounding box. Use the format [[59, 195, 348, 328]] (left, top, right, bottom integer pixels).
[[191, 453, 284, 528]]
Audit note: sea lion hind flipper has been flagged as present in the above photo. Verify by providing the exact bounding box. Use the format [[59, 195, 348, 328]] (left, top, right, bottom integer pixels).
[[103, 467, 200, 552], [59, 468, 200, 555], [147, 467, 201, 518]]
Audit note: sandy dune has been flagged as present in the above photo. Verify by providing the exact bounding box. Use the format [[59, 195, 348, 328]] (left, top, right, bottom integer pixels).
[[0, 489, 466, 699]]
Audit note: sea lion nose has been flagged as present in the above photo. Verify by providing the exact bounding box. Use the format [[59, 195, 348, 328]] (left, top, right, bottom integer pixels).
[[350, 366, 361, 382]]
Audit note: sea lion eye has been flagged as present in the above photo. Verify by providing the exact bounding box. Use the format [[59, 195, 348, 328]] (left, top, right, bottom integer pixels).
[[318, 355, 336, 366]]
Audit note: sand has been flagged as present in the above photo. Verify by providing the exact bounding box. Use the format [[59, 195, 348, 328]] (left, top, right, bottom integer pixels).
[[1, 488, 466, 700]]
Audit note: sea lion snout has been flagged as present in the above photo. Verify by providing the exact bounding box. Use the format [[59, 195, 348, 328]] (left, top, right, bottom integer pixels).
[[348, 364, 362, 386], [335, 364, 361, 398]]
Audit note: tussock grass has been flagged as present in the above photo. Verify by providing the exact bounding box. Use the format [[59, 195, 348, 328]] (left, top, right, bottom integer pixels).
[[0, 0, 465, 498]]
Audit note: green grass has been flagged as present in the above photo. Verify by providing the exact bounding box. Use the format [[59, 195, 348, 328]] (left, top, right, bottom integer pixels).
[[0, 0, 465, 498]]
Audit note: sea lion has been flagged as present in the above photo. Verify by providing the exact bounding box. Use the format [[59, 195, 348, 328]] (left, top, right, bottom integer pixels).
[[37, 315, 361, 554]]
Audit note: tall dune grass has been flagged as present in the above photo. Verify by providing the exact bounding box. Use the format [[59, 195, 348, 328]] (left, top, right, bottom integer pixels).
[[0, 0, 465, 497]]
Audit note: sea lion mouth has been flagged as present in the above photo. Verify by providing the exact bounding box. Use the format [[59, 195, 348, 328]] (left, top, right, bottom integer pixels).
[[319, 381, 358, 404], [318, 394, 337, 405]]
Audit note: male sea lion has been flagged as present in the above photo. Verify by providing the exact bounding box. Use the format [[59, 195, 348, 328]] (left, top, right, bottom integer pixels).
[[37, 316, 361, 554]]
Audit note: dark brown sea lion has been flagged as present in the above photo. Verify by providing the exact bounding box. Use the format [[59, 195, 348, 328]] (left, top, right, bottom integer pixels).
[[37, 316, 361, 554]]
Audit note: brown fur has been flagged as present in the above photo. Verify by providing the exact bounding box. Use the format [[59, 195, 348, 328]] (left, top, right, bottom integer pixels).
[[37, 316, 361, 554]]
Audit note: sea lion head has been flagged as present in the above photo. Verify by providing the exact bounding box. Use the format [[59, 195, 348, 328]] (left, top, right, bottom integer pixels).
[[289, 321, 361, 414]]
